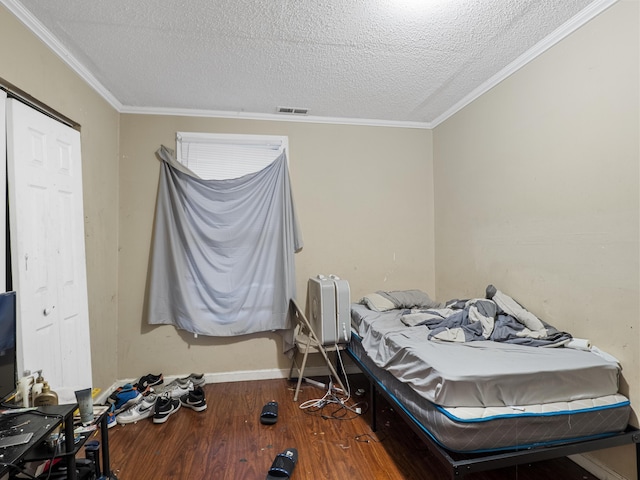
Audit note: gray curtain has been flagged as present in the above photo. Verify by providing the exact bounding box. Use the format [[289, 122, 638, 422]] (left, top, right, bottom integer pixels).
[[146, 146, 303, 347]]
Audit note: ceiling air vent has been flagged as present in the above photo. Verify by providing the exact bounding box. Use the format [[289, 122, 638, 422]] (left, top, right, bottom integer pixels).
[[277, 106, 309, 115]]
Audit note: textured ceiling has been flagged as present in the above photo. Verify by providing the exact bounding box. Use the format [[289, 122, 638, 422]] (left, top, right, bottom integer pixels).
[[4, 0, 612, 126]]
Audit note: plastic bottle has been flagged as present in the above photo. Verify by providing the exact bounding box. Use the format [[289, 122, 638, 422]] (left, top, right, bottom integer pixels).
[[17, 371, 34, 407], [33, 382, 58, 406], [31, 372, 44, 406]]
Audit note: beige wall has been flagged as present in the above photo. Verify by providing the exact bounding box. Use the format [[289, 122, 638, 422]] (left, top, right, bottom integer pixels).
[[118, 115, 435, 378], [433, 1, 639, 478], [0, 6, 120, 392]]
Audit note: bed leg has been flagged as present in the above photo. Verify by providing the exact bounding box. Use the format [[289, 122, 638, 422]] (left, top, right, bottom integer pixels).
[[636, 441, 640, 480], [369, 379, 377, 432]]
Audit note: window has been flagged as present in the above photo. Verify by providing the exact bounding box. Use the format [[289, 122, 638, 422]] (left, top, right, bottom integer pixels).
[[176, 132, 288, 180]]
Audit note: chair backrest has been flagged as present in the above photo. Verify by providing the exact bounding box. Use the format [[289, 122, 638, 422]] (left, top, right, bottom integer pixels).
[[290, 299, 345, 354], [290, 298, 321, 347]]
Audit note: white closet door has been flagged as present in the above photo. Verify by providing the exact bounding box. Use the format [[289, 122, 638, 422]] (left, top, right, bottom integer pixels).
[[0, 91, 6, 293], [6, 99, 92, 394]]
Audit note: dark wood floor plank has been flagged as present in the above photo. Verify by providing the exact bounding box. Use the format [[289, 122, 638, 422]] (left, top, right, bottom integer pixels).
[[105, 378, 599, 479]]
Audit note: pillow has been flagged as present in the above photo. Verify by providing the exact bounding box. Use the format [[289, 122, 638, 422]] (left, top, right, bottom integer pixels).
[[385, 289, 442, 309], [359, 293, 396, 312], [360, 289, 442, 311]]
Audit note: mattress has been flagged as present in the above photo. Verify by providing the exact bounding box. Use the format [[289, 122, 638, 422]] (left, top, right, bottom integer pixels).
[[348, 332, 631, 452], [351, 303, 621, 408]]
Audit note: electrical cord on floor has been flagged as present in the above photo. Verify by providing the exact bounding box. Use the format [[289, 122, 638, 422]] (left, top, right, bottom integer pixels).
[[300, 392, 368, 421], [354, 432, 386, 443], [298, 383, 338, 411], [321, 399, 369, 421], [298, 348, 369, 420]]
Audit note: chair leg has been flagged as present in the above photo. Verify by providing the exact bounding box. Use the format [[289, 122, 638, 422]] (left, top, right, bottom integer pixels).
[[294, 348, 311, 402], [287, 350, 297, 381]]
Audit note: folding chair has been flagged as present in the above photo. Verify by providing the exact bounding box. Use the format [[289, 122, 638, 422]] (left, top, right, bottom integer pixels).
[[287, 299, 346, 402]]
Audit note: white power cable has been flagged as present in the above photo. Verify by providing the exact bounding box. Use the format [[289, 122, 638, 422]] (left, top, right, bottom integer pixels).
[[298, 347, 363, 418]]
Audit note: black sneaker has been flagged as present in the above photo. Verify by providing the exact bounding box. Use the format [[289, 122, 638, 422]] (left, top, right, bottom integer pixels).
[[180, 386, 207, 412], [135, 373, 163, 393], [153, 394, 181, 424]]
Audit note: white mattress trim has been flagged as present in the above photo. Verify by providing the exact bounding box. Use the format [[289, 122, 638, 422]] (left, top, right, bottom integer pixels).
[[440, 393, 630, 422]]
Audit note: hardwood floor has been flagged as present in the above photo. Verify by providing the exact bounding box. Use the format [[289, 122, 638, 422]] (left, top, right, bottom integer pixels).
[[106, 378, 599, 479]]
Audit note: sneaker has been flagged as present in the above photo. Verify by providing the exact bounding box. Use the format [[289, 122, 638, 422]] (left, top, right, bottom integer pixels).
[[107, 383, 142, 414], [106, 385, 124, 404], [181, 373, 205, 387], [153, 394, 181, 424], [106, 404, 117, 429], [134, 373, 163, 393], [154, 379, 193, 398], [117, 393, 158, 424], [180, 386, 207, 412]]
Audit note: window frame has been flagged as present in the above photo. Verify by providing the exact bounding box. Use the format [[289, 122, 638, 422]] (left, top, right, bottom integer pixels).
[[176, 132, 289, 180]]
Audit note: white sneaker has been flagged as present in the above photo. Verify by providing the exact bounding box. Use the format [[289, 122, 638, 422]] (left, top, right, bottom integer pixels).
[[155, 379, 193, 398], [116, 394, 158, 424], [181, 373, 205, 387]]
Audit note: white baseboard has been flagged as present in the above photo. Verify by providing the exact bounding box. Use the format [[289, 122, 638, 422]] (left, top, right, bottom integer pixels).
[[569, 454, 629, 480], [99, 364, 360, 403], [203, 364, 359, 385]]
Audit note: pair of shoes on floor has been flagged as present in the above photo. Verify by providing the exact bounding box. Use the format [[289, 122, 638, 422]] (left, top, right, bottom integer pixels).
[[180, 385, 207, 412], [182, 373, 205, 387], [152, 392, 183, 423], [151, 373, 204, 396], [134, 373, 163, 393], [153, 385, 208, 423], [153, 373, 204, 392], [261, 401, 296, 480], [117, 393, 159, 424], [107, 383, 142, 414], [154, 378, 193, 398]]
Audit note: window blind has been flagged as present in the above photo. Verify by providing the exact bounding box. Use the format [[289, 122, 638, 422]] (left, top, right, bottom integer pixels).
[[176, 132, 288, 180]]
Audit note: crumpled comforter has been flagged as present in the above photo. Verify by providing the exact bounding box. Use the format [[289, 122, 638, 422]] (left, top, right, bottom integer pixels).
[[392, 285, 571, 347]]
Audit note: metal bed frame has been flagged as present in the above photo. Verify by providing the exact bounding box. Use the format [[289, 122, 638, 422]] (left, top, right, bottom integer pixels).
[[346, 345, 640, 479]]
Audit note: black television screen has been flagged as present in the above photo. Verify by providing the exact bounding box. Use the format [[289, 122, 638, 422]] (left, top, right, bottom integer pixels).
[[0, 291, 17, 403]]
